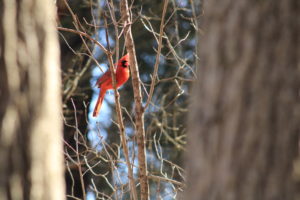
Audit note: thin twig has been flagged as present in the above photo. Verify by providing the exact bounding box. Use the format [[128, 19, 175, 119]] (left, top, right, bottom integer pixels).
[[71, 98, 86, 200], [57, 27, 108, 53], [148, 175, 185, 187], [144, 0, 169, 109]]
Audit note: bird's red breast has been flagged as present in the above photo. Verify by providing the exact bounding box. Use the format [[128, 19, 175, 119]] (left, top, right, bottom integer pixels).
[[96, 53, 130, 89]]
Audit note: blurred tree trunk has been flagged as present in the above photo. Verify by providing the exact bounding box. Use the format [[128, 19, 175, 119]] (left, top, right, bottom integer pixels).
[[0, 0, 65, 199], [186, 0, 300, 200]]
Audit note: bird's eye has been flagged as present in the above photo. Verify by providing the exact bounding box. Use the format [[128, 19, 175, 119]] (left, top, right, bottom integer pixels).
[[121, 60, 127, 67]]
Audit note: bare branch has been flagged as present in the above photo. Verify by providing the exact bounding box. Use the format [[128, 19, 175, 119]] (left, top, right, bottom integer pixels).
[[144, 0, 169, 110], [120, 0, 149, 199], [57, 26, 108, 53], [104, 16, 138, 200]]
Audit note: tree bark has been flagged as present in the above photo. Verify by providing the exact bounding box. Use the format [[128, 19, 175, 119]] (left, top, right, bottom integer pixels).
[[0, 0, 65, 199], [120, 0, 149, 199], [186, 0, 300, 200]]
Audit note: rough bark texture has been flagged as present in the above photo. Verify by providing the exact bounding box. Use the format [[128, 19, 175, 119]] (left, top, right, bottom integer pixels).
[[0, 0, 65, 199], [121, 0, 149, 199], [186, 0, 300, 200]]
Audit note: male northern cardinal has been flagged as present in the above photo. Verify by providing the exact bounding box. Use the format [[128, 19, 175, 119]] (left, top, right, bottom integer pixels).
[[93, 54, 130, 117]]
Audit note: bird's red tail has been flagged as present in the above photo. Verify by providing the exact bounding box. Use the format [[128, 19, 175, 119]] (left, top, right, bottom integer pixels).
[[93, 89, 107, 117]]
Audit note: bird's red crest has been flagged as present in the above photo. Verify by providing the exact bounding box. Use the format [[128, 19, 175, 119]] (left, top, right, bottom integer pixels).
[[122, 53, 129, 61]]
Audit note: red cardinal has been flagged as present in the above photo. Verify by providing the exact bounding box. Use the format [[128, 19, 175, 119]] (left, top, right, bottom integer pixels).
[[93, 54, 130, 117]]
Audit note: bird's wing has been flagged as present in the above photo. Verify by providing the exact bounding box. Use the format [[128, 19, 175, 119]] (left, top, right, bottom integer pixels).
[[95, 70, 112, 88]]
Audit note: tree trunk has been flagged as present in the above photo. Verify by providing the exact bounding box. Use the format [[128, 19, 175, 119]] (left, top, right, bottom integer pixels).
[[0, 0, 65, 199], [186, 0, 300, 200]]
